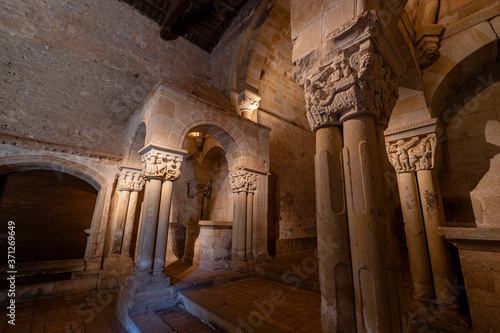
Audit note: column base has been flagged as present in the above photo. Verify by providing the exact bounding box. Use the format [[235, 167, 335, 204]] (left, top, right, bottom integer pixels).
[[98, 255, 134, 290], [229, 259, 255, 273], [115, 272, 175, 330]]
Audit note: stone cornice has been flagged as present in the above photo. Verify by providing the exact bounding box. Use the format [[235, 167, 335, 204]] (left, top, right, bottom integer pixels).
[[386, 134, 437, 173], [0, 134, 122, 162]]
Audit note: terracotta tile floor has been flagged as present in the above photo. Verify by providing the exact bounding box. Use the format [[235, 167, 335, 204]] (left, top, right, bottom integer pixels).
[[0, 290, 126, 333], [195, 276, 322, 332], [154, 306, 217, 332]]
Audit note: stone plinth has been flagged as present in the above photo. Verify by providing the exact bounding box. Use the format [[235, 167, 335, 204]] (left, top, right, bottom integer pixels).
[[439, 227, 500, 332], [98, 255, 134, 290], [193, 220, 232, 271], [115, 272, 175, 330]]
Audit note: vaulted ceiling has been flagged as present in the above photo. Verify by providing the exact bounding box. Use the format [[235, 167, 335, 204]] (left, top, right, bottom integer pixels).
[[119, 0, 247, 52]]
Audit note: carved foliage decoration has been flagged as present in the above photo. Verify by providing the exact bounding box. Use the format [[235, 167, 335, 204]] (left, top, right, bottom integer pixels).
[[238, 91, 261, 113], [386, 134, 437, 173], [229, 171, 258, 193], [303, 50, 399, 131], [141, 149, 183, 181], [117, 169, 145, 192]]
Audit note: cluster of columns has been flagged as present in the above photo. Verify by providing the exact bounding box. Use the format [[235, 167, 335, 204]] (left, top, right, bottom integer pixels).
[[109, 167, 145, 258], [229, 171, 258, 267], [296, 13, 405, 332], [386, 133, 457, 303], [134, 144, 183, 274]]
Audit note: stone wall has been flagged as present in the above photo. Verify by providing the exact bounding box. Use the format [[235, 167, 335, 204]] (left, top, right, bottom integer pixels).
[[258, 1, 308, 129], [0, 0, 210, 155], [439, 62, 500, 226], [259, 112, 316, 254]]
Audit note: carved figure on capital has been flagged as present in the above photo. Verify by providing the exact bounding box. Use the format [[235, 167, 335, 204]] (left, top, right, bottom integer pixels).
[[302, 49, 398, 131], [142, 151, 183, 181], [386, 134, 437, 173], [229, 171, 258, 193]]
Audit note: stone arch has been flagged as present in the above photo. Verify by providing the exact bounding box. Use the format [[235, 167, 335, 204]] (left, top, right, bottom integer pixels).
[[422, 22, 499, 117], [123, 120, 147, 167], [232, 0, 277, 94], [177, 121, 249, 171], [0, 155, 110, 266]]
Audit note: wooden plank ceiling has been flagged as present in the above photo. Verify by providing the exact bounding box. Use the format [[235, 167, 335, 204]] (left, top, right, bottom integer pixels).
[[119, 0, 246, 52]]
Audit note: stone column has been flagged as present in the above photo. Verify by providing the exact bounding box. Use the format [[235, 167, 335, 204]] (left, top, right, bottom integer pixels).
[[110, 168, 145, 256], [238, 90, 261, 120], [121, 190, 139, 256], [387, 133, 457, 304], [229, 171, 257, 270], [416, 168, 457, 304], [245, 174, 257, 259], [110, 182, 131, 254], [315, 126, 356, 332], [153, 179, 174, 273], [135, 145, 183, 274], [295, 12, 406, 330]]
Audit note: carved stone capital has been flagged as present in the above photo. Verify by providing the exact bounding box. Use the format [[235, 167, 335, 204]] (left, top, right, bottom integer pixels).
[[295, 10, 405, 132], [229, 171, 258, 193], [238, 90, 261, 116], [303, 50, 399, 131], [117, 167, 144, 192], [386, 134, 438, 173], [139, 145, 185, 182]]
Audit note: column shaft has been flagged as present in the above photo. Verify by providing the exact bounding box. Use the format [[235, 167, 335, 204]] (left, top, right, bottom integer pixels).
[[121, 191, 139, 256], [416, 169, 457, 303], [246, 192, 254, 259], [135, 179, 162, 273], [315, 127, 356, 332], [153, 180, 174, 272], [231, 191, 247, 260], [343, 116, 392, 332], [111, 190, 131, 254], [398, 172, 434, 299]]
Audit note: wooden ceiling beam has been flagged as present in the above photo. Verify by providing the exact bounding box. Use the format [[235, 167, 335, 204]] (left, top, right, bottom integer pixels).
[[133, 0, 168, 15], [160, 0, 191, 40]]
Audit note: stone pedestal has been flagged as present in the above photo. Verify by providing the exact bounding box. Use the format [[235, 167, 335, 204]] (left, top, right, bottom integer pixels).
[[182, 220, 200, 264], [439, 227, 500, 332], [193, 220, 232, 271], [116, 272, 175, 330], [99, 255, 134, 290]]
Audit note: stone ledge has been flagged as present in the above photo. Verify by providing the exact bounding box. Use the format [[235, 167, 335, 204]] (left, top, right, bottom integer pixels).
[[439, 227, 500, 251]]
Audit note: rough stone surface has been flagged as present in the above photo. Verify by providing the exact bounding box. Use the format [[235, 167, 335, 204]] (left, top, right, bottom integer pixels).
[[0, 0, 209, 155]]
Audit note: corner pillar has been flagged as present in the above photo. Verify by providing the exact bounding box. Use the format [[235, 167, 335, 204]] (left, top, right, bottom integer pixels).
[[135, 145, 183, 274]]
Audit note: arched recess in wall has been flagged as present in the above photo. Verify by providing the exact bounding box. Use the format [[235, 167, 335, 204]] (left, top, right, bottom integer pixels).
[[230, 0, 277, 94], [437, 60, 500, 227], [0, 157, 108, 285]]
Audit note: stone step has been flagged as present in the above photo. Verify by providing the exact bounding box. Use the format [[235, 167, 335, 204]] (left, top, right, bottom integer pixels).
[[129, 312, 175, 333], [179, 289, 289, 333]]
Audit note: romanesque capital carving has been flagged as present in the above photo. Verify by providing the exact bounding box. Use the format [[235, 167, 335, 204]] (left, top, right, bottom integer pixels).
[[386, 134, 437, 173], [238, 90, 261, 115], [303, 50, 398, 131], [139, 145, 184, 182], [292, 10, 405, 132], [117, 167, 144, 192], [229, 171, 258, 193]]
